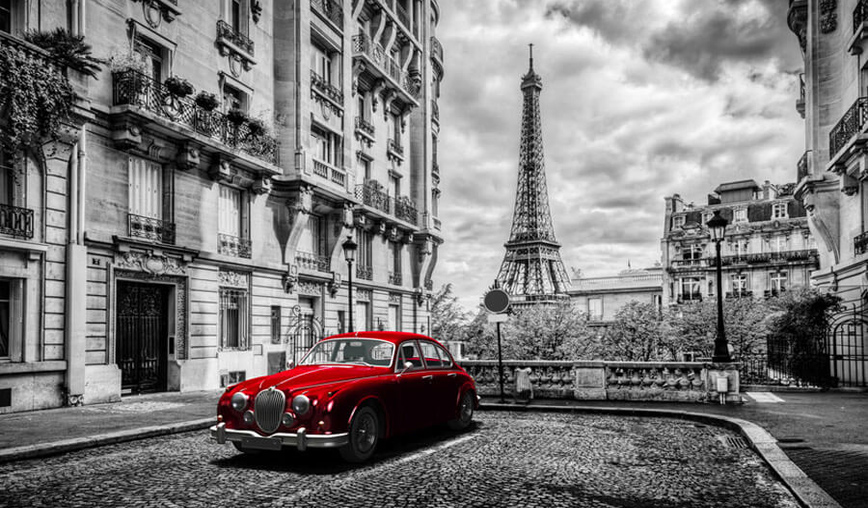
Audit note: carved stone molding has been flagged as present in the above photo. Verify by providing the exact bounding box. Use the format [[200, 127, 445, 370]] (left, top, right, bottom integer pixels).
[[287, 185, 314, 215], [787, 0, 808, 53], [176, 142, 200, 170], [132, 0, 181, 29], [282, 266, 298, 294], [356, 288, 373, 301], [251, 175, 272, 195], [298, 279, 323, 296], [209, 156, 233, 182], [219, 269, 249, 288], [115, 251, 187, 276]]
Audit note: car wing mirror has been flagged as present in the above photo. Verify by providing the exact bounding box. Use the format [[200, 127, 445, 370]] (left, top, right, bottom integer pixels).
[[400, 361, 413, 374], [286, 359, 296, 370]]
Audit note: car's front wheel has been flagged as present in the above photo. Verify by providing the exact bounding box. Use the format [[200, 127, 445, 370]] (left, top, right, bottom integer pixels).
[[447, 390, 475, 431], [340, 405, 379, 463]]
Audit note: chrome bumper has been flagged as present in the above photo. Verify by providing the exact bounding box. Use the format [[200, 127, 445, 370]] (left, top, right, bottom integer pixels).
[[210, 423, 349, 451]]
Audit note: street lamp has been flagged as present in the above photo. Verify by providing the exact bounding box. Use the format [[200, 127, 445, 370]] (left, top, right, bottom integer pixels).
[[706, 210, 731, 362], [342, 235, 357, 332]]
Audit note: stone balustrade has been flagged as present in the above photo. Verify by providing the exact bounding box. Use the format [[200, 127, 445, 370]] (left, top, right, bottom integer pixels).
[[461, 360, 739, 403]]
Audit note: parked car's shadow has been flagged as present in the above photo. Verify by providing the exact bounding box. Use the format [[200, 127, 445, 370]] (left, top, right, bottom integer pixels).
[[211, 421, 482, 475]]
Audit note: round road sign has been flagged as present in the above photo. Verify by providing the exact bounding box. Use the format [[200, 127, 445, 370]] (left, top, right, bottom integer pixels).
[[483, 289, 510, 313]]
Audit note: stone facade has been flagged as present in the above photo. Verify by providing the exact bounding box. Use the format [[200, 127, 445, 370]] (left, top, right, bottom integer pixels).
[[0, 0, 443, 412], [661, 180, 819, 305], [568, 267, 663, 324]]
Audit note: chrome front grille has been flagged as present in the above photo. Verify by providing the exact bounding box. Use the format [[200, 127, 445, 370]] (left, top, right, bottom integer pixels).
[[254, 388, 285, 434]]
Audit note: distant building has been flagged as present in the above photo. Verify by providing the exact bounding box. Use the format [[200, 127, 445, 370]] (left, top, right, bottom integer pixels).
[[662, 180, 819, 305], [569, 267, 662, 325]]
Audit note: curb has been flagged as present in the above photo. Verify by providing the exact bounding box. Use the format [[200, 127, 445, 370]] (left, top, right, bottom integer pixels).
[[480, 402, 842, 508], [0, 418, 214, 464]]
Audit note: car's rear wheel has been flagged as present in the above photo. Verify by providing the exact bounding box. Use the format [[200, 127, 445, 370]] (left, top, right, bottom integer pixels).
[[340, 405, 379, 463], [448, 391, 474, 430]]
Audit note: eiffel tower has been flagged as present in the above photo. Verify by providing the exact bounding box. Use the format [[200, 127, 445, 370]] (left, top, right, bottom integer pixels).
[[496, 46, 571, 305]]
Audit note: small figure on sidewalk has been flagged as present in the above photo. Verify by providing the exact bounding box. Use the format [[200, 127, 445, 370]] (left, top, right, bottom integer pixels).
[[514, 367, 533, 404]]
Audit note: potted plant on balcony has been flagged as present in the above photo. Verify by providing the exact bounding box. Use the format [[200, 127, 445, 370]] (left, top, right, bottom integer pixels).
[[164, 76, 194, 98], [107, 48, 150, 101], [23, 28, 105, 78], [226, 107, 248, 126], [246, 117, 267, 138], [194, 91, 220, 111]]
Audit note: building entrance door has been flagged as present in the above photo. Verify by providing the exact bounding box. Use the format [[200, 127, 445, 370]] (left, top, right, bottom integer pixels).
[[117, 281, 169, 393]]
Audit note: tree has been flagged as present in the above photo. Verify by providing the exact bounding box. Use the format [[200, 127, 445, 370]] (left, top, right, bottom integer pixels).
[[600, 301, 668, 361], [430, 284, 472, 342], [664, 298, 772, 360]]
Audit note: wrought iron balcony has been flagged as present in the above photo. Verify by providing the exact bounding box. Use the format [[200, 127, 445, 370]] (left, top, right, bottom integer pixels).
[[218, 233, 252, 258], [855, 0, 868, 33], [431, 36, 443, 63], [310, 70, 344, 105], [387, 138, 404, 158], [311, 0, 344, 28], [0, 203, 34, 239], [355, 116, 375, 137], [128, 213, 176, 245], [355, 180, 392, 215], [388, 272, 403, 286], [216, 20, 254, 57], [856, 231, 868, 255], [393, 197, 418, 224], [112, 70, 278, 165], [296, 251, 331, 272], [829, 97, 868, 158], [356, 264, 373, 280], [351, 33, 419, 100]]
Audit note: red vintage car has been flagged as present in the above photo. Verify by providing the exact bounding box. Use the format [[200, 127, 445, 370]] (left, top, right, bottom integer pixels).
[[210, 331, 478, 462]]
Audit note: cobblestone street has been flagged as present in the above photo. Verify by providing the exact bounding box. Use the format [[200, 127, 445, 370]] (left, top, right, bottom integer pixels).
[[0, 411, 799, 507]]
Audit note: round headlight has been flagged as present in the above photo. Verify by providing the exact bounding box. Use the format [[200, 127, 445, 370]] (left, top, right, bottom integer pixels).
[[231, 392, 248, 412], [243, 410, 254, 424], [282, 412, 295, 427], [292, 394, 310, 415]]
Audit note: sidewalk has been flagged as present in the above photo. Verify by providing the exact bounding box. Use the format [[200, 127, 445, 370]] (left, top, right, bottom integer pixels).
[[0, 389, 865, 508]]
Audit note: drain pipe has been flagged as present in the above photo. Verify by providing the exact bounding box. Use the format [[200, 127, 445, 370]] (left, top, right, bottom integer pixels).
[[65, 127, 88, 406]]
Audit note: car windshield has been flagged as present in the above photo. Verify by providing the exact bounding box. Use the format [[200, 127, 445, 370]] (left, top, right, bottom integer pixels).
[[299, 339, 395, 367]]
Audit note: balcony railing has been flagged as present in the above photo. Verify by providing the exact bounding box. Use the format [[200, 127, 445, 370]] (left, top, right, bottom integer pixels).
[[431, 99, 439, 123], [856, 231, 868, 255], [296, 251, 331, 272], [797, 150, 809, 181], [218, 233, 252, 258], [311, 0, 344, 28], [388, 272, 403, 285], [216, 20, 254, 56], [721, 250, 818, 265], [354, 180, 419, 225], [352, 33, 419, 99], [387, 138, 404, 158], [0, 203, 34, 239], [355, 116, 375, 137], [313, 159, 330, 179], [725, 290, 753, 299], [356, 264, 373, 280], [855, 0, 868, 33], [112, 70, 277, 165], [829, 96, 868, 158], [424, 278, 433, 290], [128, 213, 176, 245], [310, 70, 344, 105], [431, 36, 443, 62]]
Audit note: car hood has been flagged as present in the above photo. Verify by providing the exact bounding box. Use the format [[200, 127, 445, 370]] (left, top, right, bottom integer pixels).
[[252, 364, 390, 393]]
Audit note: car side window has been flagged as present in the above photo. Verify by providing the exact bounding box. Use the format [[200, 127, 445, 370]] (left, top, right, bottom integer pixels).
[[434, 343, 453, 368], [397, 341, 423, 372], [419, 341, 442, 368]]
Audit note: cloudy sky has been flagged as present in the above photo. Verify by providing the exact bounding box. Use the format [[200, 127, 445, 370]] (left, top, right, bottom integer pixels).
[[434, 0, 805, 310]]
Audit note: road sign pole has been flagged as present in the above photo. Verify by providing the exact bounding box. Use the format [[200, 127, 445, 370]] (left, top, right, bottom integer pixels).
[[496, 320, 505, 403]]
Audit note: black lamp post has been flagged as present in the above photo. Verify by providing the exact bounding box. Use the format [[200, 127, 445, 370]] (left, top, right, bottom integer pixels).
[[342, 235, 357, 332], [707, 210, 732, 363]]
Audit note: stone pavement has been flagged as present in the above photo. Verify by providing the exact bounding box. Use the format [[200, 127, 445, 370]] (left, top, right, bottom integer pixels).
[[0, 389, 864, 507]]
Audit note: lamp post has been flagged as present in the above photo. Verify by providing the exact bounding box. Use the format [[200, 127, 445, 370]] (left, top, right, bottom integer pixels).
[[706, 210, 731, 363], [342, 235, 357, 332]]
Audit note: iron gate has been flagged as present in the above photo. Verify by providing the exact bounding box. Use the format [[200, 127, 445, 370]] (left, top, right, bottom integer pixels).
[[117, 282, 168, 393], [828, 296, 868, 387], [284, 305, 323, 366]]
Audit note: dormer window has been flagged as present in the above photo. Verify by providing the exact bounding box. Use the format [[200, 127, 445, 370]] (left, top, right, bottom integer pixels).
[[734, 208, 747, 222], [772, 202, 788, 219], [673, 216, 685, 228]]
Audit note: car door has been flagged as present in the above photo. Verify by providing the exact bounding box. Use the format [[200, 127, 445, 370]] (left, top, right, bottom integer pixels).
[[433, 342, 463, 419], [418, 340, 452, 423], [395, 340, 436, 432]]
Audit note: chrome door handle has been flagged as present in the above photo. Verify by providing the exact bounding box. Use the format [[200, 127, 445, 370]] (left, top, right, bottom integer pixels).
[[422, 375, 433, 381], [447, 373, 457, 378]]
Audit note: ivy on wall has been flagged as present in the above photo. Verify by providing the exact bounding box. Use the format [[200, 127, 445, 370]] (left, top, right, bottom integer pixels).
[[0, 43, 76, 154]]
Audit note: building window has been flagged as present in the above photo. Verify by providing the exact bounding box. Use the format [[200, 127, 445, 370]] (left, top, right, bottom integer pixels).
[[311, 44, 336, 86], [230, 0, 243, 33], [734, 208, 747, 222], [731, 274, 747, 296], [682, 244, 703, 261], [0, 153, 14, 206], [432, 189, 440, 217], [355, 301, 370, 331], [312, 126, 341, 166], [588, 298, 602, 321], [680, 278, 702, 301], [390, 241, 402, 283], [731, 239, 748, 257], [772, 202, 788, 219], [220, 287, 249, 350], [134, 37, 166, 83], [390, 175, 400, 197], [390, 113, 402, 147], [222, 83, 247, 113], [128, 156, 164, 221], [387, 303, 400, 331], [770, 272, 787, 294], [270, 306, 281, 344], [360, 158, 372, 181], [672, 215, 685, 228], [0, 0, 17, 34], [218, 185, 242, 238], [770, 236, 788, 253], [357, 94, 368, 121]]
